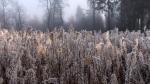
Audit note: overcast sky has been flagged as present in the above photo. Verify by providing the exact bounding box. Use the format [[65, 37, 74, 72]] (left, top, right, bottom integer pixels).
[[17, 0, 88, 21]]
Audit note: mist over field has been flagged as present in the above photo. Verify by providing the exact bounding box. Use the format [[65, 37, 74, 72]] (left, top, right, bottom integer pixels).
[[0, 0, 150, 84]]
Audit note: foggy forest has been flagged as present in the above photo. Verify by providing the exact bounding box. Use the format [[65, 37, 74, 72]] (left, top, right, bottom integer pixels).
[[0, 0, 150, 84]]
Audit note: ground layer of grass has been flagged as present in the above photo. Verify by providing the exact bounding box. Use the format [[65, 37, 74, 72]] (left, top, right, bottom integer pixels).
[[0, 28, 150, 84]]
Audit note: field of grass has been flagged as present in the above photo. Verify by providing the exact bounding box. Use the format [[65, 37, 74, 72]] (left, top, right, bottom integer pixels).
[[0, 28, 150, 84]]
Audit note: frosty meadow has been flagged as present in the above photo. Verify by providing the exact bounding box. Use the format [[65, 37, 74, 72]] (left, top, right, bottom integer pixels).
[[0, 28, 149, 84]]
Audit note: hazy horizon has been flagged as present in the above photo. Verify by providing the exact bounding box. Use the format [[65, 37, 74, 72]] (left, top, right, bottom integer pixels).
[[18, 0, 88, 22]]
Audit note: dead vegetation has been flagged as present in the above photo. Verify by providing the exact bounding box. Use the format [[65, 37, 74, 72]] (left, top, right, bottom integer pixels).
[[0, 28, 150, 84]]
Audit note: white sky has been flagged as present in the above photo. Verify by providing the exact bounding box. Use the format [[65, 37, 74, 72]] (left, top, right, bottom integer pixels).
[[17, 0, 88, 21]]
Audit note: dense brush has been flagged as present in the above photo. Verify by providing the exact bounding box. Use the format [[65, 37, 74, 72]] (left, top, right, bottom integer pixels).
[[0, 28, 149, 84]]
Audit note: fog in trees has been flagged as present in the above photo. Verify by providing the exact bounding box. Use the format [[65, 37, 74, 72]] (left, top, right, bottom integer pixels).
[[0, 0, 150, 32]]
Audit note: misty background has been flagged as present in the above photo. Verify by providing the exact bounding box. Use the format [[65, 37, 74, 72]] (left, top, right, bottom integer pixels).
[[0, 0, 150, 32], [18, 0, 88, 21]]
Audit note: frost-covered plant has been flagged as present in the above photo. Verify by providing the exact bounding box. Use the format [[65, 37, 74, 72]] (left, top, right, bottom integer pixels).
[[0, 28, 149, 84]]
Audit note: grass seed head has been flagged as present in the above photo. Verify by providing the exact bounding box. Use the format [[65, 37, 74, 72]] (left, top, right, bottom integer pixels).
[[37, 44, 47, 57]]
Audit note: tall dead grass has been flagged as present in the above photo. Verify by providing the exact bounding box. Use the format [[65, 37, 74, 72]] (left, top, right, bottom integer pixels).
[[0, 28, 149, 84]]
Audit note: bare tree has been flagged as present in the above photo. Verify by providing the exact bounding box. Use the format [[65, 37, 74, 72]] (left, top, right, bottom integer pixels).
[[87, 0, 96, 29], [45, 0, 53, 30], [88, 0, 120, 30], [0, 0, 9, 28], [14, 2, 24, 30], [41, 0, 64, 31]]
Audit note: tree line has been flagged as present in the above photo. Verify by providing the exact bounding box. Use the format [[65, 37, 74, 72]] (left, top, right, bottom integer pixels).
[[87, 0, 150, 31], [0, 0, 150, 31], [0, 0, 64, 31]]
